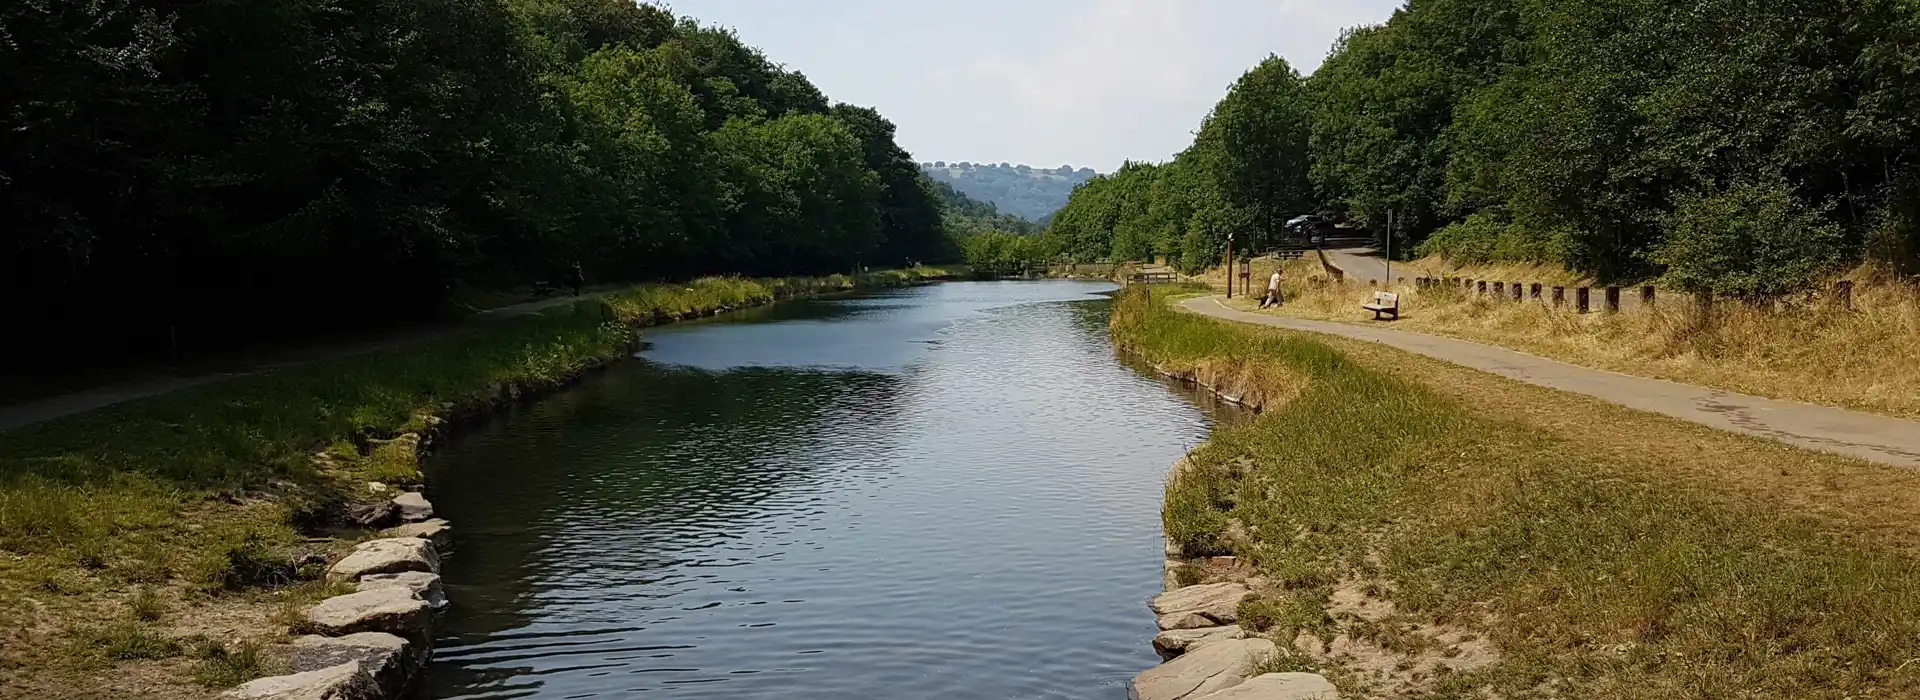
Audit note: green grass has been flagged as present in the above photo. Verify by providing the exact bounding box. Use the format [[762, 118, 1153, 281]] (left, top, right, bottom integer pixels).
[[0, 266, 960, 691], [1113, 284, 1920, 699], [189, 639, 273, 688], [67, 620, 183, 663]]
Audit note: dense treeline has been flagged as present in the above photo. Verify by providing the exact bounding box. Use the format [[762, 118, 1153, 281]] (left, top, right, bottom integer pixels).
[[1049, 0, 1920, 295], [2, 0, 954, 369]]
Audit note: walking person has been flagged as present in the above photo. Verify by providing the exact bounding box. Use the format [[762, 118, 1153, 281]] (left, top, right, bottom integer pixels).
[[569, 261, 585, 297], [1259, 268, 1283, 309]]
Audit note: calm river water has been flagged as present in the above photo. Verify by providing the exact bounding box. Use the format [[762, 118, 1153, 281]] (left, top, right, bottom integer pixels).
[[422, 280, 1227, 699]]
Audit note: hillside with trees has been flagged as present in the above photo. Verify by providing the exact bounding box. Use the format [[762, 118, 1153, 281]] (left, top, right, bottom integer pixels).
[[3, 0, 953, 371], [932, 181, 1042, 237], [1046, 0, 1920, 296], [922, 161, 1098, 222]]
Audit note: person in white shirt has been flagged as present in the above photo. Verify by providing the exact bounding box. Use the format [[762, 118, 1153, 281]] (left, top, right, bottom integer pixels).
[[1259, 268, 1282, 308]]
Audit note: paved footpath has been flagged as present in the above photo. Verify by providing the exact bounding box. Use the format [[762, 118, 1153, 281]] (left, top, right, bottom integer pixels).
[[1181, 296, 1920, 469]]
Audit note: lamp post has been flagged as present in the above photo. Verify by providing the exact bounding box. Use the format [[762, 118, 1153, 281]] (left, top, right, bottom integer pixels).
[[1384, 210, 1393, 285], [1225, 232, 1235, 299]]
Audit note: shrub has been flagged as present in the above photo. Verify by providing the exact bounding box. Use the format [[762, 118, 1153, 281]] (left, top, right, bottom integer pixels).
[[1658, 175, 1848, 298], [1419, 209, 1569, 265], [196, 532, 296, 590], [128, 587, 167, 622]]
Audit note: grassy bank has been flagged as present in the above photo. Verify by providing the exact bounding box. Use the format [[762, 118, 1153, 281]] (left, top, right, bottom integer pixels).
[[1204, 255, 1920, 420], [1115, 284, 1920, 698], [0, 267, 957, 698]]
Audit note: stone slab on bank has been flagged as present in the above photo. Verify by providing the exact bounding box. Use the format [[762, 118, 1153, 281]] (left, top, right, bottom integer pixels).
[[1191, 672, 1339, 699], [302, 587, 431, 640], [1131, 637, 1277, 700], [287, 633, 422, 698], [219, 660, 382, 700], [357, 571, 447, 610], [1152, 582, 1250, 630], [1154, 625, 1247, 658], [382, 518, 452, 549], [327, 537, 440, 583]]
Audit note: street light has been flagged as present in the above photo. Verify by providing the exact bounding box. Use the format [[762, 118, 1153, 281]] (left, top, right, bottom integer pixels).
[[1225, 232, 1235, 299]]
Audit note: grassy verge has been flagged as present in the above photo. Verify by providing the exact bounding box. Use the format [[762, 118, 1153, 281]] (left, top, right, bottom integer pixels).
[[1204, 255, 1920, 420], [0, 266, 958, 698], [1116, 284, 1920, 698]]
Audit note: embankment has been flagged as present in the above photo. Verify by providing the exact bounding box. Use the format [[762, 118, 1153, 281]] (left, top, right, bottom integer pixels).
[[1111, 283, 1920, 699], [0, 267, 959, 699]]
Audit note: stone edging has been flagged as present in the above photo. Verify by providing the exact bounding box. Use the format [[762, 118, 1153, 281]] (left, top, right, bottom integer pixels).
[[1128, 452, 1342, 700], [222, 482, 449, 699]]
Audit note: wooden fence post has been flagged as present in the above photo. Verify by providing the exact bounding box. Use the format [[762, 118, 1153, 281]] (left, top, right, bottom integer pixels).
[[1641, 285, 1655, 308], [1494, 281, 1505, 298], [1577, 287, 1590, 314], [1836, 280, 1854, 311], [1477, 280, 1487, 296], [1530, 283, 1543, 300], [1511, 282, 1522, 302], [1553, 286, 1565, 307], [1605, 286, 1620, 313]]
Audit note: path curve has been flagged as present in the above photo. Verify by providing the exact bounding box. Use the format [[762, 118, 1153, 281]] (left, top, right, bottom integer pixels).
[[1180, 295, 1920, 469]]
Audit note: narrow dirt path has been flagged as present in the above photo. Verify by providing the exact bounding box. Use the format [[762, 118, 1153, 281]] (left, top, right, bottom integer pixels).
[[0, 293, 611, 432], [1180, 295, 1920, 469]]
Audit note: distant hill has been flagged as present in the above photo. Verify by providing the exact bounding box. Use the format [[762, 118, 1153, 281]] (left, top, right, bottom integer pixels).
[[921, 161, 1098, 222], [930, 179, 1041, 236]]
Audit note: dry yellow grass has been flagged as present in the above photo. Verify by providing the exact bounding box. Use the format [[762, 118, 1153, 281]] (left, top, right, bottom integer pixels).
[[1205, 256, 1920, 419], [1116, 285, 1920, 698]]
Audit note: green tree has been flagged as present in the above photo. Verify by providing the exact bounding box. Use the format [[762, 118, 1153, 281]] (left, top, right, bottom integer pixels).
[[1199, 55, 1313, 250]]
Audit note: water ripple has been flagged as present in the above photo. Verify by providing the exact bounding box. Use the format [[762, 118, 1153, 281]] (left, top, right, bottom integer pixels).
[[424, 282, 1222, 699]]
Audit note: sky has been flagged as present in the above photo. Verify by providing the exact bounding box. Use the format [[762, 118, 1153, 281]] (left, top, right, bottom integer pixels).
[[667, 0, 1403, 172]]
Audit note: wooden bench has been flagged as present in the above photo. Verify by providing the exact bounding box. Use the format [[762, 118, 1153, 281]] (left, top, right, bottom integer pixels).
[[1132, 271, 1176, 284], [1361, 291, 1400, 320], [531, 280, 556, 298]]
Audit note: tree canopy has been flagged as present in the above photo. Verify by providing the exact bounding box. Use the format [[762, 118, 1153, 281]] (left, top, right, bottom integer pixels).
[[1048, 0, 1920, 290], [2, 0, 957, 369]]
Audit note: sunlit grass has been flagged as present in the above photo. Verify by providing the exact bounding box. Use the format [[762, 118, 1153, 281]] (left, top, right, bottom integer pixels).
[[1113, 284, 1920, 698]]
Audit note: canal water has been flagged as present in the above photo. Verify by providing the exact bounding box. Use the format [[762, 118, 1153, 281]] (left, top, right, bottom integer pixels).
[[422, 280, 1226, 699]]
